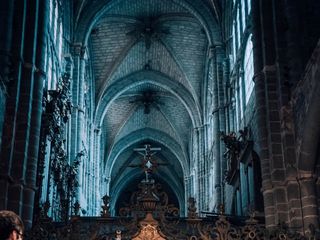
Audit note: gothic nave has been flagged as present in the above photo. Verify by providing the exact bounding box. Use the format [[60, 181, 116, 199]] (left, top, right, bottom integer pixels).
[[0, 0, 320, 239]]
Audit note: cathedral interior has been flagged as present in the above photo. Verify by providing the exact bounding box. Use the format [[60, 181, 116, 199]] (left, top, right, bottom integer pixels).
[[1, 0, 320, 239]]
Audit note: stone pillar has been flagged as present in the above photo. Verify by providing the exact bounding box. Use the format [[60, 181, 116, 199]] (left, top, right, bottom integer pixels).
[[94, 127, 101, 214], [14, 1, 39, 221], [71, 44, 86, 203], [286, 178, 303, 228], [216, 45, 226, 206], [299, 176, 319, 232], [0, 1, 14, 137], [23, 0, 49, 227], [0, 0, 26, 211], [223, 58, 230, 133], [316, 177, 320, 226], [252, 0, 293, 228], [210, 46, 221, 208], [196, 128, 202, 211], [0, 0, 14, 209], [0, 0, 48, 228], [271, 1, 301, 228], [196, 127, 206, 211], [192, 128, 200, 212], [90, 128, 99, 214], [210, 44, 226, 209], [251, 0, 275, 228], [184, 175, 190, 216], [283, 0, 303, 87]]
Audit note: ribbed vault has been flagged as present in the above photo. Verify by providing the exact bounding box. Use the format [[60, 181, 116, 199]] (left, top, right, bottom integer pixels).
[[74, 0, 221, 215]]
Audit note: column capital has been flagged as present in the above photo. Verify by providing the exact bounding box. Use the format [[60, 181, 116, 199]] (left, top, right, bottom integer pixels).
[[208, 44, 225, 59], [208, 46, 215, 59], [213, 43, 224, 49], [72, 43, 87, 59], [64, 54, 73, 75], [64, 54, 73, 64], [94, 127, 102, 135]]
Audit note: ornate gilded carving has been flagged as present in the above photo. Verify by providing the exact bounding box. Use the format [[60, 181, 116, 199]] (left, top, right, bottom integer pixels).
[[213, 214, 240, 240], [132, 213, 166, 240]]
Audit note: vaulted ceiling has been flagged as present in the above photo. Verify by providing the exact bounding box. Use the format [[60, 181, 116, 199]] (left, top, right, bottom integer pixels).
[[74, 0, 222, 212]]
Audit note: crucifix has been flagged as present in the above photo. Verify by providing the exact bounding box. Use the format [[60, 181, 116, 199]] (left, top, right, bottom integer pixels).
[[133, 144, 161, 182]]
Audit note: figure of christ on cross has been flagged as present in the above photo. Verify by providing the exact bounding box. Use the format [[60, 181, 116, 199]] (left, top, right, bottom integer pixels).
[[132, 144, 161, 182]]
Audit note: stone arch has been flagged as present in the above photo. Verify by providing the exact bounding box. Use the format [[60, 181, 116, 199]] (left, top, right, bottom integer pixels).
[[105, 128, 188, 178], [74, 0, 221, 47], [109, 168, 185, 216], [94, 70, 202, 129]]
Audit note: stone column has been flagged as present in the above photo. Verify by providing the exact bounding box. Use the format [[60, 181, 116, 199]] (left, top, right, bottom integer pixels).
[[210, 46, 221, 208], [94, 127, 101, 214], [0, 0, 26, 211], [0, 0, 14, 209], [316, 177, 320, 226], [299, 176, 319, 232], [90, 127, 95, 214], [210, 44, 226, 209], [192, 128, 200, 212], [23, 0, 49, 227], [252, 0, 292, 228], [0, 0, 48, 228], [184, 175, 190, 216], [16, 0, 38, 225], [0, 1, 14, 134], [284, 0, 303, 87], [71, 44, 86, 203], [223, 58, 230, 133], [196, 127, 207, 211], [216, 45, 226, 206], [251, 0, 275, 228], [286, 177, 303, 228]]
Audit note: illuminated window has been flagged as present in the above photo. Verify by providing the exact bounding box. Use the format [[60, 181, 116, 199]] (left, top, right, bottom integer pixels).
[[239, 76, 244, 120], [243, 34, 254, 104], [247, 0, 251, 14], [232, 22, 237, 63], [241, 0, 246, 31], [58, 23, 63, 61], [237, 7, 241, 47]]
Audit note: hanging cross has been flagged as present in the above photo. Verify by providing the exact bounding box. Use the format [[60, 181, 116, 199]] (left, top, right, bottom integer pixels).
[[134, 144, 161, 172], [133, 144, 161, 182]]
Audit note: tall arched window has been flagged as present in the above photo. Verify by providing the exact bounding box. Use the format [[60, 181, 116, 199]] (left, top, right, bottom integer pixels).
[[232, 22, 236, 63], [236, 6, 241, 46], [247, 0, 251, 14], [241, 0, 246, 32], [243, 34, 254, 104]]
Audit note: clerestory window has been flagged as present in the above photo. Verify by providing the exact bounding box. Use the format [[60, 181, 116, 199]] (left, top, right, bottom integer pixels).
[[243, 34, 254, 104]]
